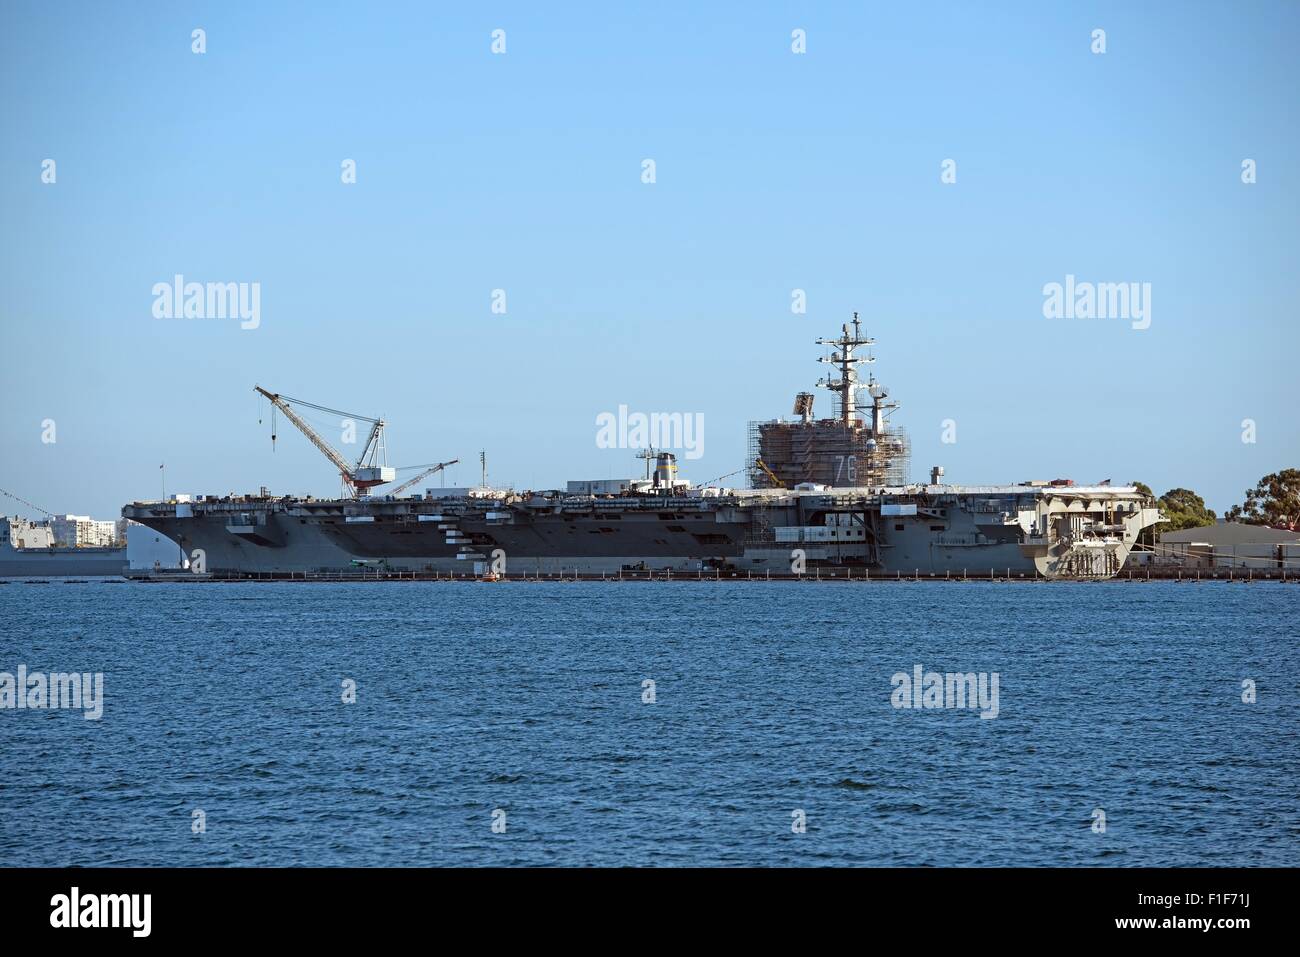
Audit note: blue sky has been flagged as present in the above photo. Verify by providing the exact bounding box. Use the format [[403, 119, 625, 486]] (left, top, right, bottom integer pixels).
[[2, 0, 1297, 518]]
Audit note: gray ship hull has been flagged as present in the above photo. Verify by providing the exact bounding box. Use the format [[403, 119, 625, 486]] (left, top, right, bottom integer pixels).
[[123, 485, 1159, 580], [0, 548, 127, 577], [125, 509, 378, 574]]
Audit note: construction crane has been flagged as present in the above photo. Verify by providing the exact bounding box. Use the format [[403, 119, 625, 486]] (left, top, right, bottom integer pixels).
[[754, 457, 785, 489], [0, 487, 53, 518], [387, 460, 459, 497], [254, 386, 395, 498]]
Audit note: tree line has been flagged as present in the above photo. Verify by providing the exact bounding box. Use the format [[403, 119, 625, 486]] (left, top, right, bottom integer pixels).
[[1132, 469, 1299, 543]]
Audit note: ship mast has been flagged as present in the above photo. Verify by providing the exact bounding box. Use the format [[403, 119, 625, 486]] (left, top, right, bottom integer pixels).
[[635, 447, 660, 481], [815, 313, 875, 426]]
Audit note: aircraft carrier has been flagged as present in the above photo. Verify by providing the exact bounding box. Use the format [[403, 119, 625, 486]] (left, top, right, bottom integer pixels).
[[122, 316, 1163, 579]]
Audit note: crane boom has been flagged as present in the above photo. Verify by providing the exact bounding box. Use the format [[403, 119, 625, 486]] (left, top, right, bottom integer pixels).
[[255, 385, 381, 496], [388, 459, 459, 497], [356, 418, 385, 471], [255, 386, 354, 476], [754, 457, 785, 489]]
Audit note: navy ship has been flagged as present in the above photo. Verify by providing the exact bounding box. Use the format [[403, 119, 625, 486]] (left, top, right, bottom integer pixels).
[[122, 317, 1162, 579], [1, 515, 127, 577]]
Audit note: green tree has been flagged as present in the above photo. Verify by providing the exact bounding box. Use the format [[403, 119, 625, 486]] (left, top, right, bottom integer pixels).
[[1225, 469, 1300, 531], [1157, 487, 1216, 532], [1130, 482, 1215, 546]]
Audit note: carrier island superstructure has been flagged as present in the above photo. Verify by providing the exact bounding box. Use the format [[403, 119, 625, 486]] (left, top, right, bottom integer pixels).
[[122, 317, 1162, 579]]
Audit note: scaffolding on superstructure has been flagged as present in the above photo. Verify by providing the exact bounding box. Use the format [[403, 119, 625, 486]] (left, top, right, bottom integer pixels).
[[747, 314, 910, 489]]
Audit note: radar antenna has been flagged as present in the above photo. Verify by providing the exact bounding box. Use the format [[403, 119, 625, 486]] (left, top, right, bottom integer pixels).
[[815, 312, 875, 426]]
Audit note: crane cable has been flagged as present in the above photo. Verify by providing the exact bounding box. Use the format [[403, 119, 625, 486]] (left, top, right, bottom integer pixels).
[[271, 392, 382, 425], [0, 487, 53, 518]]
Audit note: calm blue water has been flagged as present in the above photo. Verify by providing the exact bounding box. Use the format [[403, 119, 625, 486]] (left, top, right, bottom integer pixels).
[[0, 580, 1295, 867]]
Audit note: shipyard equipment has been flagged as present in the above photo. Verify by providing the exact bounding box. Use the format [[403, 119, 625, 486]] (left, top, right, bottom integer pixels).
[[387, 460, 460, 497], [254, 386, 395, 497], [753, 458, 785, 489]]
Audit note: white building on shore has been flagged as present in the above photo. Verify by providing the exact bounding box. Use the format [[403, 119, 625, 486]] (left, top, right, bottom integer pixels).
[[50, 514, 119, 547]]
